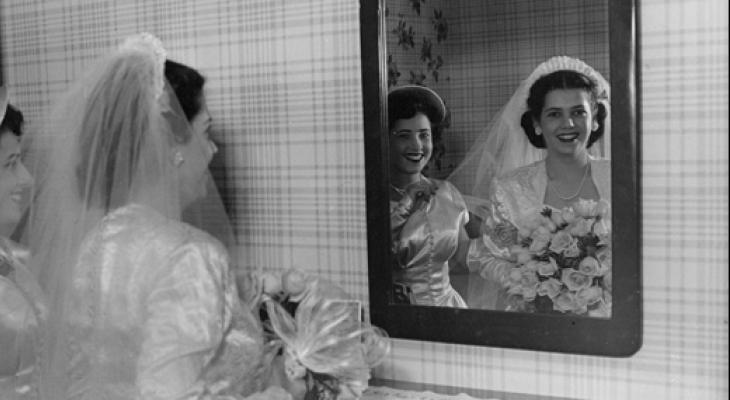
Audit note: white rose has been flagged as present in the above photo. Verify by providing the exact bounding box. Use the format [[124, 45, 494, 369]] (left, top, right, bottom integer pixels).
[[573, 198, 599, 218], [561, 207, 577, 224], [593, 218, 611, 239], [577, 256, 602, 276], [261, 272, 282, 295], [563, 240, 581, 258], [576, 286, 604, 305], [536, 258, 559, 277], [553, 291, 579, 313], [569, 218, 593, 237], [282, 268, 309, 297], [548, 230, 573, 254], [561, 269, 593, 292], [537, 278, 562, 299]]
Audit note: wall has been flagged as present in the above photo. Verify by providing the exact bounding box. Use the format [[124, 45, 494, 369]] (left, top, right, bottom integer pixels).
[[387, 0, 610, 179], [1, 0, 727, 399]]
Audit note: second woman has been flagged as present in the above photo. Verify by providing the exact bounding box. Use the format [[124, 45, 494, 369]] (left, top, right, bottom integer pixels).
[[388, 85, 470, 308]]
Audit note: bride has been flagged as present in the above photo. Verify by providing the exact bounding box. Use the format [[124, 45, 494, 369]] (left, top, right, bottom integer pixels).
[[448, 56, 612, 310], [26, 34, 298, 399]]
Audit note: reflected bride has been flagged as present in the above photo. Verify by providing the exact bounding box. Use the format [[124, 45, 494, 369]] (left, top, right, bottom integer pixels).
[[449, 56, 613, 315]]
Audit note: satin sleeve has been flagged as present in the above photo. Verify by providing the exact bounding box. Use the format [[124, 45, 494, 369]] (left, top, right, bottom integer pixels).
[[466, 179, 517, 286], [0, 276, 38, 377], [137, 240, 233, 400]]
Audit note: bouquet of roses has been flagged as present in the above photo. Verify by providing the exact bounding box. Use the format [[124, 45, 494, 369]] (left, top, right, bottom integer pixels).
[[504, 199, 612, 317], [237, 268, 390, 400]]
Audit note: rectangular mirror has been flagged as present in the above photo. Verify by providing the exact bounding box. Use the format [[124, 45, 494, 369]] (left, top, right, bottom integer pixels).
[[360, 0, 642, 355]]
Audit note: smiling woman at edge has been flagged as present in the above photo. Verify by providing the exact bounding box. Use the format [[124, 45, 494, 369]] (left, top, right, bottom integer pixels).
[[0, 86, 45, 398], [388, 85, 470, 308]]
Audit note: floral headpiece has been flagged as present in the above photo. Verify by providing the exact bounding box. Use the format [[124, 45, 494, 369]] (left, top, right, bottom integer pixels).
[[119, 33, 167, 100], [522, 55, 610, 109]]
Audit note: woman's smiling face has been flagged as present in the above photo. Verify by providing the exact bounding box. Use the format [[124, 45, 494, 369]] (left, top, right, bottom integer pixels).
[[0, 130, 32, 235], [535, 88, 596, 158], [389, 112, 433, 182]]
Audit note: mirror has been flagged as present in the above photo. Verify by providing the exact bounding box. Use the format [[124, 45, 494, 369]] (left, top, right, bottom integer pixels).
[[360, 0, 642, 355]]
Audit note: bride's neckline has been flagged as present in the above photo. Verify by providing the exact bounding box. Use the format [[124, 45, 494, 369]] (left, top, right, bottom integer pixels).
[[540, 158, 598, 208], [547, 162, 591, 200]]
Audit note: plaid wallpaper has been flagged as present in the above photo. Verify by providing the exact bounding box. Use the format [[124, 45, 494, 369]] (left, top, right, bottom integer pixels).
[[387, 0, 609, 179], [1, 0, 727, 399]]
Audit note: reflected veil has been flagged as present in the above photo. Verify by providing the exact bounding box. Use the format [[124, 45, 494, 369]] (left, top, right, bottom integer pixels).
[[447, 56, 611, 218]]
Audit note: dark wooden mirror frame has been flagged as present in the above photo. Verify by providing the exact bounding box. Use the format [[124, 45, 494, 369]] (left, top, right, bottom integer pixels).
[[360, 0, 642, 356]]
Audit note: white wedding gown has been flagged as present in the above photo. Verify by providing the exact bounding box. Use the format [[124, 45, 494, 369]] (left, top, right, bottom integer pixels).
[[48, 204, 279, 400], [466, 158, 611, 310]]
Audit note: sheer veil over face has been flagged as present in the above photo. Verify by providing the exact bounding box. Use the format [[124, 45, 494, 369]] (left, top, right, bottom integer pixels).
[[24, 33, 234, 398]]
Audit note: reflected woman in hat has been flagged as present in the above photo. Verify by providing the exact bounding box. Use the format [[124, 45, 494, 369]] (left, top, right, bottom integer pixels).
[[388, 85, 469, 308]]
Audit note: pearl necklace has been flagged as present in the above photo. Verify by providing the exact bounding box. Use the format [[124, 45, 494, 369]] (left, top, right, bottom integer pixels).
[[549, 163, 590, 201]]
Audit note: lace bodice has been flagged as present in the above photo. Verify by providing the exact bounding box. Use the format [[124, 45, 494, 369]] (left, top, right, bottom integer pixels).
[[492, 159, 611, 224]]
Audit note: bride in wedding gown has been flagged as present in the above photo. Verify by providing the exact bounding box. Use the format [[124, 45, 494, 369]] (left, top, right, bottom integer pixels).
[[448, 56, 612, 311], [25, 33, 298, 400]]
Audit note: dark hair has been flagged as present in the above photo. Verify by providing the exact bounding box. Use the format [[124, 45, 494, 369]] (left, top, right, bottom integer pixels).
[[0, 104, 24, 137], [520, 70, 607, 149], [388, 93, 446, 149], [76, 56, 206, 211], [164, 59, 205, 122]]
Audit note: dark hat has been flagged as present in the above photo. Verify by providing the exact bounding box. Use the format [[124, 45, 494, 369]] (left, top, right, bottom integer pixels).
[[388, 84, 447, 124]]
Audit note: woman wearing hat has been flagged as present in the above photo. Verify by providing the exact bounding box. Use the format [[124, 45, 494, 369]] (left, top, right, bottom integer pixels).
[[0, 86, 44, 398], [388, 85, 469, 308]]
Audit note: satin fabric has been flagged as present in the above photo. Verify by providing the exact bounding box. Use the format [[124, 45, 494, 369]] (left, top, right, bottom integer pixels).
[[50, 204, 274, 399], [466, 159, 611, 309], [0, 239, 45, 399], [391, 178, 469, 308]]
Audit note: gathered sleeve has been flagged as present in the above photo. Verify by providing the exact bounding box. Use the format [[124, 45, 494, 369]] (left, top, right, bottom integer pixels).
[[137, 240, 233, 400], [466, 179, 518, 287], [136, 239, 294, 400]]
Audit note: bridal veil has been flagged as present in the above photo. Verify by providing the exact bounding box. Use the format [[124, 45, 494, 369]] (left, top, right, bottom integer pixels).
[[447, 56, 611, 217], [24, 33, 235, 398]]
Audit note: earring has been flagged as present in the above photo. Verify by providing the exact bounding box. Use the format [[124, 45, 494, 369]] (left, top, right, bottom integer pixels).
[[173, 151, 185, 166], [592, 120, 599, 131], [535, 127, 542, 135]]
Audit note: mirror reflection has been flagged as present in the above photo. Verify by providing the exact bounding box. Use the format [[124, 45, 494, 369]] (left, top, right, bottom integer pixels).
[[387, 0, 613, 317]]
